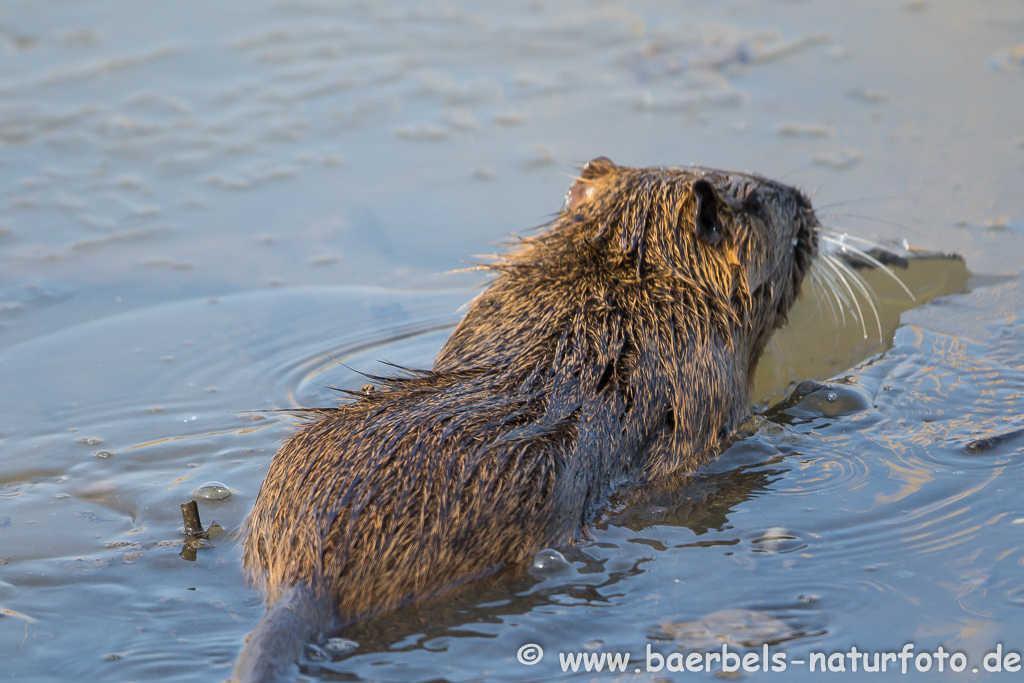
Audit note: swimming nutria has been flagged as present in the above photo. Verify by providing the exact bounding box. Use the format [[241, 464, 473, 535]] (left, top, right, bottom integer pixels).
[[234, 157, 818, 681]]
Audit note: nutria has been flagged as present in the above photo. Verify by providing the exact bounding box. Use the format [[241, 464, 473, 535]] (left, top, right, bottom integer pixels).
[[234, 157, 818, 681]]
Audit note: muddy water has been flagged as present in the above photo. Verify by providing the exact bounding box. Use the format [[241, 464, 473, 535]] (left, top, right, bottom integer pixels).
[[0, 0, 1022, 681]]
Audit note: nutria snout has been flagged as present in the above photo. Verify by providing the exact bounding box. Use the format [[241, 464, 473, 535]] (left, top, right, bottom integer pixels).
[[233, 157, 818, 681]]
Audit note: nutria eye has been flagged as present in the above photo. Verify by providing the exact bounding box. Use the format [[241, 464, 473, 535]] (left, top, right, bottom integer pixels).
[[744, 188, 764, 216], [692, 179, 722, 246]]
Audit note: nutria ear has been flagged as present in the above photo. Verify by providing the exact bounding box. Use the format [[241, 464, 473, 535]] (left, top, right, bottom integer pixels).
[[692, 178, 722, 246], [565, 157, 616, 211], [580, 157, 616, 179]]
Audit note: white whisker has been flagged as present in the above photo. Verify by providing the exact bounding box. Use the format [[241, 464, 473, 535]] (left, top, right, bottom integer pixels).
[[833, 256, 884, 342], [816, 255, 858, 328], [819, 232, 915, 300], [819, 230, 901, 253], [811, 259, 843, 327], [814, 196, 902, 211], [808, 267, 840, 329], [823, 213, 911, 232], [821, 252, 868, 338], [814, 258, 851, 328]]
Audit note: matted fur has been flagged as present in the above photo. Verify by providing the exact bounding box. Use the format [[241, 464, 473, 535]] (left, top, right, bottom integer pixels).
[[236, 158, 817, 679]]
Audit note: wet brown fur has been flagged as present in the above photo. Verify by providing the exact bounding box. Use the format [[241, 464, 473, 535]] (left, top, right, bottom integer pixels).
[[235, 158, 817, 681]]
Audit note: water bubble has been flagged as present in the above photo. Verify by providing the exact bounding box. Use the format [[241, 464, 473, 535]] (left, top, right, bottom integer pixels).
[[93, 450, 114, 459], [77, 437, 103, 446], [779, 381, 872, 418], [194, 481, 231, 501], [643, 505, 668, 522], [531, 548, 570, 573]]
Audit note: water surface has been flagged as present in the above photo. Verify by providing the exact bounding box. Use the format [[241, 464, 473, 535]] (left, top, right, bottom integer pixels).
[[1, 0, 1023, 681]]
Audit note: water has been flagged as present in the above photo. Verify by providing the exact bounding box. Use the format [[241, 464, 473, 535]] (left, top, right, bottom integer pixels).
[[1, 0, 1022, 681]]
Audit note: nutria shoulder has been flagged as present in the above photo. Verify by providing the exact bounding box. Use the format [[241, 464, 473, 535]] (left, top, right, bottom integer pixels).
[[234, 157, 818, 681]]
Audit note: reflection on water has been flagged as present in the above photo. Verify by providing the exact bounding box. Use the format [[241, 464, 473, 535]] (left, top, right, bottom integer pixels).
[[1, 0, 1023, 681], [756, 251, 969, 403]]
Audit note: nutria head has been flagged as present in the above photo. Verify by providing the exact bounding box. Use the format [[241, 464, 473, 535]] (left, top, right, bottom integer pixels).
[[438, 157, 818, 404]]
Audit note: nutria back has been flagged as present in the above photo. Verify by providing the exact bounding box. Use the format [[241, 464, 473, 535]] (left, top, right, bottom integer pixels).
[[235, 157, 817, 680]]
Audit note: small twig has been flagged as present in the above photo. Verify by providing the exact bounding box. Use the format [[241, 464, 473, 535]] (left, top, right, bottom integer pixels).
[[180, 500, 206, 536], [179, 499, 215, 562]]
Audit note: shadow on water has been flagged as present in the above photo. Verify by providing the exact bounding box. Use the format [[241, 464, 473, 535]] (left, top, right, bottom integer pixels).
[[756, 251, 970, 404]]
